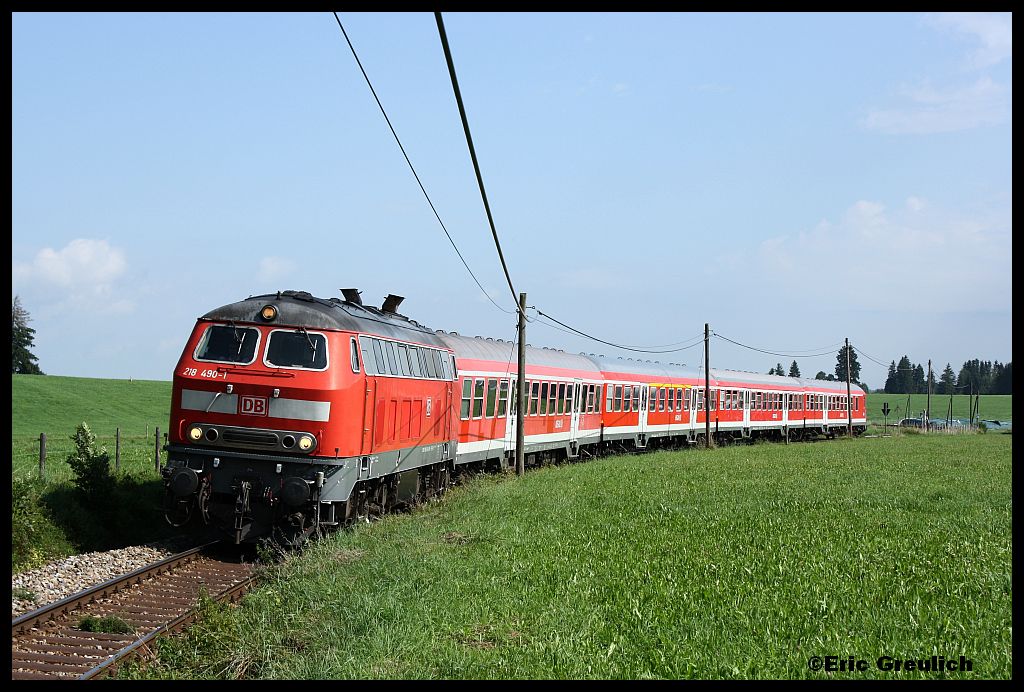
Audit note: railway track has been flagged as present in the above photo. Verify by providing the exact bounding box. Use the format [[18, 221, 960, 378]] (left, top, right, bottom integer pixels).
[[11, 542, 256, 680]]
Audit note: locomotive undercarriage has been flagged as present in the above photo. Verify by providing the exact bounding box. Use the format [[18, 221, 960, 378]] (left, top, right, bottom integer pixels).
[[162, 448, 454, 547]]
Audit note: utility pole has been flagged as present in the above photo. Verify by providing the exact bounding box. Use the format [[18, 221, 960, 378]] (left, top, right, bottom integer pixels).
[[926, 359, 932, 431], [515, 292, 527, 476], [845, 338, 852, 438], [704, 323, 711, 448]]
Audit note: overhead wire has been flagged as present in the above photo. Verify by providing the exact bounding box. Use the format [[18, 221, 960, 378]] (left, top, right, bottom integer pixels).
[[330, 13, 515, 316], [434, 12, 523, 318], [711, 331, 841, 358], [533, 308, 704, 354]]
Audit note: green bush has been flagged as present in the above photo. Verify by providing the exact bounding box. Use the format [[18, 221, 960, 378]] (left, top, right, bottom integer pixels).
[[11, 475, 74, 572], [65, 422, 112, 498]]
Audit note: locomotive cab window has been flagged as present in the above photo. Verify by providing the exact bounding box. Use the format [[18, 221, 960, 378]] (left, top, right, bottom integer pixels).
[[265, 329, 328, 370], [194, 324, 260, 365]]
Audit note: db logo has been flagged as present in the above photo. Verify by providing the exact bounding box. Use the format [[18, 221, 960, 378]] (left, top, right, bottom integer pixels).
[[240, 396, 268, 416]]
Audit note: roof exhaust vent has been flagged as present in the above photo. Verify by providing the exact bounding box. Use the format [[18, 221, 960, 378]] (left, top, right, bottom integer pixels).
[[341, 288, 362, 305], [381, 294, 405, 314]]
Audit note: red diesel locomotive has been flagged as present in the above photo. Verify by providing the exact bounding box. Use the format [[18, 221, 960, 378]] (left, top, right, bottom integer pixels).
[[162, 289, 866, 544]]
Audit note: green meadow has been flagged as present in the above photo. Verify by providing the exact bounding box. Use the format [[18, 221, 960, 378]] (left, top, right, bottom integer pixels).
[[128, 433, 1011, 679]]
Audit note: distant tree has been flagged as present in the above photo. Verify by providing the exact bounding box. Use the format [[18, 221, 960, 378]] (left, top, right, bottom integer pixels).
[[897, 356, 914, 394], [814, 371, 828, 380], [939, 363, 956, 395], [775, 362, 784, 376], [992, 362, 1012, 394], [912, 364, 926, 394], [12, 296, 43, 375], [788, 360, 801, 378], [835, 345, 861, 384], [884, 360, 898, 393]]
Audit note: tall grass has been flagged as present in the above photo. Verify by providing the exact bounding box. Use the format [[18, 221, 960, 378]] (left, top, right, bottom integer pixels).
[[128, 434, 1012, 679]]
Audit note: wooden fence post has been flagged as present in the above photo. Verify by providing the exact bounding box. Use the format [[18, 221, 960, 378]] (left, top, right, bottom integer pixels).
[[39, 433, 46, 481], [154, 427, 160, 473]]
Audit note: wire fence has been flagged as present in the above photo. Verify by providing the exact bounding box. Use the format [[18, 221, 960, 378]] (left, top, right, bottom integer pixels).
[[12, 427, 167, 484]]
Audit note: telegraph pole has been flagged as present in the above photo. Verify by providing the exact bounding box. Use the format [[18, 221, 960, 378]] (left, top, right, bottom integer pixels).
[[704, 323, 711, 448], [515, 292, 527, 476], [845, 338, 853, 438], [926, 359, 932, 431]]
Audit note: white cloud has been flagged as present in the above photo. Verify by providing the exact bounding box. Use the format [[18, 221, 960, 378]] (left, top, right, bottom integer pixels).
[[926, 12, 1013, 70], [717, 199, 1010, 313], [863, 76, 1010, 134], [13, 238, 126, 288], [258, 256, 296, 282]]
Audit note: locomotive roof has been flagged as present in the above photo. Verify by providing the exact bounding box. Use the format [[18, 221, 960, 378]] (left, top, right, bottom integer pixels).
[[200, 291, 451, 348], [436, 333, 604, 374]]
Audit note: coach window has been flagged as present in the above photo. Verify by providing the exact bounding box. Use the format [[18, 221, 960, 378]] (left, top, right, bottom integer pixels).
[[556, 383, 566, 414], [460, 379, 472, 419], [539, 383, 549, 415], [530, 382, 540, 415], [612, 385, 622, 412], [606, 385, 613, 412], [498, 379, 509, 417], [595, 385, 602, 413], [549, 384, 558, 415], [486, 378, 498, 418], [471, 379, 485, 418], [623, 385, 632, 412], [195, 324, 260, 365]]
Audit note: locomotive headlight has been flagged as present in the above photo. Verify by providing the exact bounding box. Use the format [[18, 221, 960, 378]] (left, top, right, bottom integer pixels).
[[188, 426, 203, 441], [298, 435, 314, 451], [260, 304, 278, 322]]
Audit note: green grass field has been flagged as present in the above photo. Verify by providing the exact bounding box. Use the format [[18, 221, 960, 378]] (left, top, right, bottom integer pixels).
[[128, 434, 1012, 680], [865, 393, 1011, 424], [12, 374, 172, 482]]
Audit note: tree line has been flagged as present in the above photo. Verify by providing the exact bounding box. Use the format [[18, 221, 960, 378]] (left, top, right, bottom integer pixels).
[[767, 346, 865, 388], [882, 357, 1012, 395]]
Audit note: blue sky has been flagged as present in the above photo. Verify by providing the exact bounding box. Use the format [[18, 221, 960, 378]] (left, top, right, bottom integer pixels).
[[12, 12, 1012, 388]]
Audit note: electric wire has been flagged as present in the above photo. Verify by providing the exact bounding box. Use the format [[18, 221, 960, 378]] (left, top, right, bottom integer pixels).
[[331, 13, 514, 316], [711, 332, 841, 358], [533, 308, 704, 354], [435, 12, 523, 318]]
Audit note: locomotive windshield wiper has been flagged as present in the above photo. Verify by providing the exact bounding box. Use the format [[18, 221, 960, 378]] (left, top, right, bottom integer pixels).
[[297, 327, 317, 362], [228, 321, 245, 356]]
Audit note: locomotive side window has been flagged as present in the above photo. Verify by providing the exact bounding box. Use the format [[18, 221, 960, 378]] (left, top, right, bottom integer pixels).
[[194, 325, 260, 365], [359, 337, 376, 375], [350, 338, 361, 373], [396, 345, 411, 376], [372, 339, 386, 374], [384, 342, 399, 375], [433, 350, 447, 380], [407, 346, 422, 377], [265, 330, 328, 370]]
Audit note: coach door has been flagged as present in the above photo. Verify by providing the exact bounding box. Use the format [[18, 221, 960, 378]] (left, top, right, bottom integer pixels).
[[504, 377, 517, 456], [569, 379, 582, 455], [637, 384, 649, 446], [742, 390, 751, 436]]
